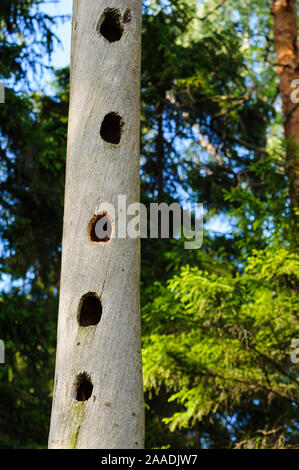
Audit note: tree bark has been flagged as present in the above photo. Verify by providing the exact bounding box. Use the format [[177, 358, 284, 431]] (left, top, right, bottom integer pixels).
[[48, 0, 144, 449], [272, 0, 299, 208], [156, 106, 164, 202]]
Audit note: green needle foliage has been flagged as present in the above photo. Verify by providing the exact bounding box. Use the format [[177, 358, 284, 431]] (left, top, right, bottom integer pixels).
[[143, 241, 299, 448]]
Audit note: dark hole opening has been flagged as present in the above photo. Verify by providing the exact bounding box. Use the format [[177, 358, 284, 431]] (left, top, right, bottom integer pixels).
[[100, 112, 123, 144], [123, 9, 132, 24], [74, 372, 93, 402], [88, 213, 112, 243], [97, 8, 124, 43], [78, 293, 102, 327]]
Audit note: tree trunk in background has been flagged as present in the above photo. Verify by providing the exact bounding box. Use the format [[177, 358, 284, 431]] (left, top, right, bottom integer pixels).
[[272, 0, 299, 209], [156, 106, 164, 203], [48, 0, 144, 449]]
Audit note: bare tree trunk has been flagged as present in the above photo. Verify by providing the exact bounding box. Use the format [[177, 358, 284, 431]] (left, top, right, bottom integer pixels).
[[272, 0, 299, 208], [48, 0, 144, 449], [156, 105, 164, 203]]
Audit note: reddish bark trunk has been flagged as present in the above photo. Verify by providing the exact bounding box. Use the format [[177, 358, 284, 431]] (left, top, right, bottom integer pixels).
[[272, 0, 299, 209]]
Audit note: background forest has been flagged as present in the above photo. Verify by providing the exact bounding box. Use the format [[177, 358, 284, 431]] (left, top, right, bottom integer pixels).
[[0, 0, 298, 449]]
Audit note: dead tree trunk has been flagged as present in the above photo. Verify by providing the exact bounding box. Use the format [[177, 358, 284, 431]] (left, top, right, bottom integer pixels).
[[272, 0, 299, 208], [48, 0, 144, 449]]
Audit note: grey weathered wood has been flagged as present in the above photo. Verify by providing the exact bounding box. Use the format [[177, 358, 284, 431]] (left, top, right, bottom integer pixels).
[[48, 0, 144, 449]]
